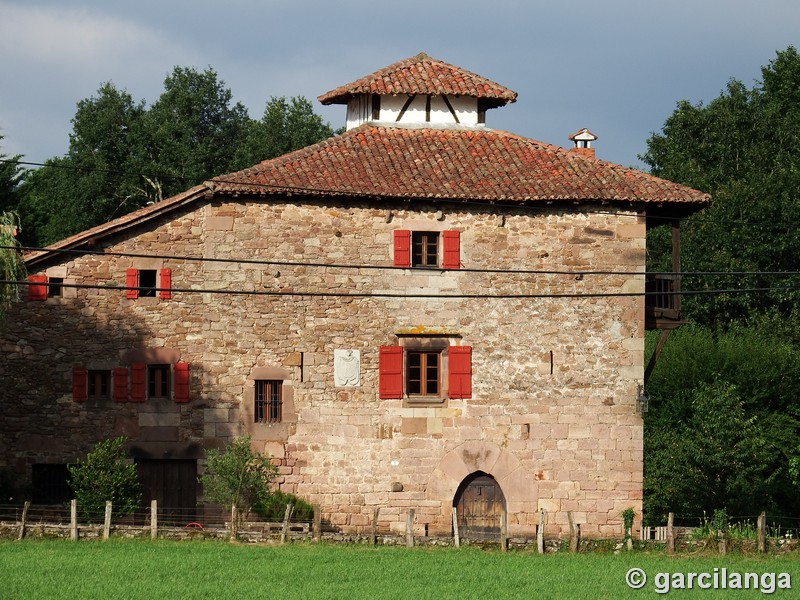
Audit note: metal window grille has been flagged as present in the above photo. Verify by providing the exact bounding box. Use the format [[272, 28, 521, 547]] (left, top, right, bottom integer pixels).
[[255, 380, 282, 423]]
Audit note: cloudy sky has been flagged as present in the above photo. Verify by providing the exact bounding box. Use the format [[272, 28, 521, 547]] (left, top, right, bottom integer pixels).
[[1, 0, 799, 170]]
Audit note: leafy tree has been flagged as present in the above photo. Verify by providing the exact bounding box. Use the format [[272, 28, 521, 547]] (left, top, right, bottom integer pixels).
[[199, 436, 277, 513], [67, 437, 142, 521], [141, 66, 251, 199], [643, 326, 800, 524], [0, 136, 25, 214], [643, 46, 800, 328], [235, 96, 340, 166], [0, 211, 26, 319]]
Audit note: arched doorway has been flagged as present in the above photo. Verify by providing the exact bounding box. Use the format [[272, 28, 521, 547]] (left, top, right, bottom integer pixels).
[[453, 471, 506, 540]]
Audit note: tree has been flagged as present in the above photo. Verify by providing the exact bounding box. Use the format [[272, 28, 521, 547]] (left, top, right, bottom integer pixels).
[[141, 66, 251, 199], [235, 96, 339, 166], [67, 437, 142, 520], [199, 436, 277, 514], [0, 211, 26, 318], [643, 46, 800, 328], [0, 136, 25, 214], [643, 326, 800, 524]]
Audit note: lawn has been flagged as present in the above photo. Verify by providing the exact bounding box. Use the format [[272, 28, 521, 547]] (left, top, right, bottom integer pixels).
[[0, 540, 797, 599]]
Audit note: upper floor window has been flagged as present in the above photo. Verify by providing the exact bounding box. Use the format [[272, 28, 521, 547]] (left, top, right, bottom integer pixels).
[[255, 380, 283, 423], [126, 268, 172, 300], [87, 369, 110, 400], [406, 350, 440, 396], [393, 229, 460, 269], [148, 364, 171, 399]]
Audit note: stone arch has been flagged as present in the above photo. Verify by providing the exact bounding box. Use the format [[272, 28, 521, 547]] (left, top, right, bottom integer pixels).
[[426, 440, 537, 535]]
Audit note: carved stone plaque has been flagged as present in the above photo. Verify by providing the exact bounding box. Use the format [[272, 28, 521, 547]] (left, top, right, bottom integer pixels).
[[334, 349, 361, 387]]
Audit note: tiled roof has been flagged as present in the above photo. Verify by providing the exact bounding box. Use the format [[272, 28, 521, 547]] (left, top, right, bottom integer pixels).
[[318, 53, 517, 108], [209, 124, 710, 205]]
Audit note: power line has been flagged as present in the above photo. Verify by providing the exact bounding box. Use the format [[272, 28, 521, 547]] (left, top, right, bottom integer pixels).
[[6, 244, 800, 279], [5, 279, 800, 300]]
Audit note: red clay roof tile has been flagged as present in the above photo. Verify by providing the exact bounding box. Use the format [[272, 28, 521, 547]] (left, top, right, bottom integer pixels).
[[318, 53, 517, 107], [210, 124, 709, 205]]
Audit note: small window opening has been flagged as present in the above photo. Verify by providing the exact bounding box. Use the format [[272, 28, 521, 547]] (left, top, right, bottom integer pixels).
[[48, 277, 63, 297], [255, 380, 282, 423], [412, 232, 439, 267], [148, 364, 170, 398], [88, 370, 110, 399], [139, 270, 157, 297], [406, 350, 440, 396]]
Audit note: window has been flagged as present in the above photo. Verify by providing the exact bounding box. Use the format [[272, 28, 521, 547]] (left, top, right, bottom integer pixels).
[[88, 370, 110, 399], [412, 232, 439, 267], [125, 268, 172, 299], [406, 350, 440, 396], [255, 380, 282, 423], [393, 230, 460, 269], [48, 277, 63, 298], [148, 364, 171, 399], [379, 345, 472, 400]]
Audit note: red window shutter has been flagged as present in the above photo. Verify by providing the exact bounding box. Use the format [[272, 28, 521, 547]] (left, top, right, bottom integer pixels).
[[174, 362, 189, 403], [442, 230, 461, 270], [130, 362, 146, 402], [72, 368, 87, 402], [378, 346, 403, 399], [27, 275, 48, 301], [125, 269, 139, 299], [159, 268, 172, 300], [393, 230, 411, 267], [113, 367, 129, 402], [448, 346, 472, 399]]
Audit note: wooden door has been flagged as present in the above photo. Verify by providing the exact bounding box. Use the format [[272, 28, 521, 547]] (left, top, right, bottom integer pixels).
[[454, 472, 506, 540], [136, 459, 197, 523]]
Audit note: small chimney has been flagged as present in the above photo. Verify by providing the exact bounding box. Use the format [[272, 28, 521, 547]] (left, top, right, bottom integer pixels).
[[568, 128, 598, 158]]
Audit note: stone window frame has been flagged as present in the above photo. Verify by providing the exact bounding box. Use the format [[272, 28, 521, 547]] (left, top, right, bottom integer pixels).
[[243, 365, 297, 442], [399, 336, 451, 406]]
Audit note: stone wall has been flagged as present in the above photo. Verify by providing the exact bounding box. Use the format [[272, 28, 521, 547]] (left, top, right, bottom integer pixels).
[[0, 195, 645, 538]]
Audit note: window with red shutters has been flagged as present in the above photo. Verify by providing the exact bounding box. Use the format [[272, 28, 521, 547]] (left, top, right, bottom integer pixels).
[[448, 346, 472, 399], [378, 346, 403, 399], [130, 362, 146, 402], [393, 229, 460, 269], [173, 362, 189, 403], [72, 367, 87, 402], [113, 367, 129, 402], [27, 275, 48, 301]]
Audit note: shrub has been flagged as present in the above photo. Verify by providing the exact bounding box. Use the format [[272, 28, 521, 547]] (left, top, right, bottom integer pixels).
[[253, 489, 314, 521], [67, 437, 141, 521]]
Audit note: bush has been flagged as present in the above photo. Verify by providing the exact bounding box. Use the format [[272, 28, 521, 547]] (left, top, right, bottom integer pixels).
[[67, 437, 141, 521], [253, 489, 314, 521]]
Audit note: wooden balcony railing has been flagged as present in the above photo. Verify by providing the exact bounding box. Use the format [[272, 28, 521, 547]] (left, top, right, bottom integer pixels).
[[645, 274, 682, 330]]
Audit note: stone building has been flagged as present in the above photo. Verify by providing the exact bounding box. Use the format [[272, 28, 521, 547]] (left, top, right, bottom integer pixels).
[[0, 53, 709, 539]]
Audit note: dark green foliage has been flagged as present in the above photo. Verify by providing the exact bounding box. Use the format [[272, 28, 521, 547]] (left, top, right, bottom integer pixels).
[[199, 436, 277, 512], [67, 437, 142, 521], [253, 489, 314, 522], [0, 136, 25, 215], [643, 326, 800, 524], [643, 46, 800, 328], [16, 68, 337, 246]]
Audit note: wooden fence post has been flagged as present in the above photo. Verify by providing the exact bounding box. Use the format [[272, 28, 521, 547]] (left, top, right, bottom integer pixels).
[[230, 504, 238, 542], [568, 511, 579, 553], [150, 500, 158, 540], [280, 503, 294, 544], [370, 507, 380, 545], [70, 499, 78, 541], [406, 509, 415, 548], [452, 507, 460, 549], [666, 512, 675, 554], [103, 501, 112, 541], [537, 509, 545, 554], [312, 504, 321, 542], [500, 509, 508, 552], [17, 501, 30, 541], [757, 512, 766, 554]]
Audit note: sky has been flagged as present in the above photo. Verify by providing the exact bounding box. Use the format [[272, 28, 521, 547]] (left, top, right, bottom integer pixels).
[[1, 0, 799, 170]]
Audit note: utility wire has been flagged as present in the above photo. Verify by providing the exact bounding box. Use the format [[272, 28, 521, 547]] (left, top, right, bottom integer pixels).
[[5, 245, 800, 279], [5, 279, 800, 300]]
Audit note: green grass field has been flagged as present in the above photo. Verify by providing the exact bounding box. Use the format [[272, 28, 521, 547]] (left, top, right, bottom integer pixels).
[[0, 540, 797, 599]]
